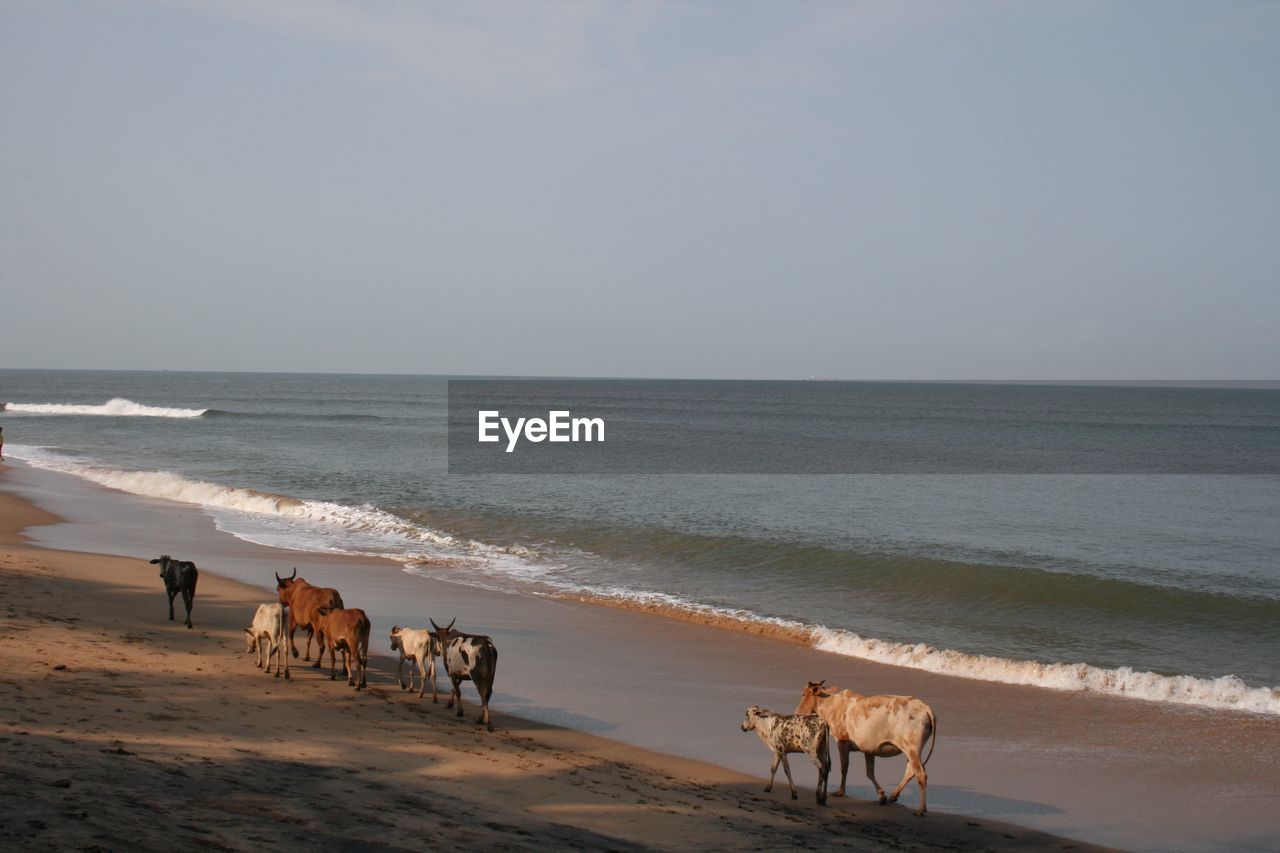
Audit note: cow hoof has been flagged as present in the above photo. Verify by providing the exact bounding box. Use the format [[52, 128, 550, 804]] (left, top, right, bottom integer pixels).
[[914, 810, 926, 817], [818, 798, 828, 806], [399, 681, 409, 690], [291, 650, 299, 659], [330, 674, 336, 680], [878, 795, 888, 805], [791, 793, 798, 800], [834, 791, 846, 798], [763, 786, 771, 793], [273, 672, 280, 678], [312, 662, 322, 669], [486, 723, 494, 732], [284, 671, 291, 680]]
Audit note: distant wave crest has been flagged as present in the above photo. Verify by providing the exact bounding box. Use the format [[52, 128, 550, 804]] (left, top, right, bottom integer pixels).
[[9, 445, 1279, 717], [3, 398, 207, 418]]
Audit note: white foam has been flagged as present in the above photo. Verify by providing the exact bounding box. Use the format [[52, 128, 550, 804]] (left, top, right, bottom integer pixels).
[[808, 626, 1280, 716], [9, 444, 1278, 717], [3, 397, 207, 418]]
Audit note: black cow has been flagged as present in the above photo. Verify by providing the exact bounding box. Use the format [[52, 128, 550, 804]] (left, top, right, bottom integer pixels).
[[150, 555, 199, 628]]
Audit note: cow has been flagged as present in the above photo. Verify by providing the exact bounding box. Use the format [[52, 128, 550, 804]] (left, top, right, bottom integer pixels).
[[795, 681, 937, 816], [430, 618, 498, 732], [389, 626, 440, 702], [740, 705, 830, 804], [274, 568, 344, 665], [150, 555, 198, 628], [316, 608, 370, 689], [243, 603, 290, 679]]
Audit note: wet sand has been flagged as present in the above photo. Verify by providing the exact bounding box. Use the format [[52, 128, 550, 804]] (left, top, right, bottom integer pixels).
[[2, 461, 1278, 851]]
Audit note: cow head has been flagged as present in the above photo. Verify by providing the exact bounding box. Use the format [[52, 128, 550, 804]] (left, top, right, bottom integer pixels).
[[243, 626, 258, 653], [150, 555, 171, 577], [795, 680, 829, 715], [429, 618, 456, 647], [274, 568, 298, 603], [389, 626, 402, 652], [740, 705, 765, 732]]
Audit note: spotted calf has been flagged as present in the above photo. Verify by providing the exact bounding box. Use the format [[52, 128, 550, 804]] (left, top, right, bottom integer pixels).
[[740, 705, 830, 805]]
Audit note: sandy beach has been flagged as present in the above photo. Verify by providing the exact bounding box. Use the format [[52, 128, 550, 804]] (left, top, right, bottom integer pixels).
[[0, 477, 1107, 852], [3, 462, 1279, 851]]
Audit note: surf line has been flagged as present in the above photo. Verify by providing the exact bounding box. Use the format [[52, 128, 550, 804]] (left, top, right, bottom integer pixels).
[[478, 410, 605, 453]]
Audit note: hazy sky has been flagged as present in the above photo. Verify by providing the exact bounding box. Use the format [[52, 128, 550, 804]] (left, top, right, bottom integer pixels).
[[2, 1, 1277, 379]]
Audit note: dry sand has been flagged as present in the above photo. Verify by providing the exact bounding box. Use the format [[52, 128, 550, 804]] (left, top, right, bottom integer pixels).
[[0, 486, 1105, 852]]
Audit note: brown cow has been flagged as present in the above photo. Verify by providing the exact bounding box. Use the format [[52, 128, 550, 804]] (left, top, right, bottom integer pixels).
[[795, 681, 936, 815], [316, 608, 370, 689], [274, 568, 344, 665]]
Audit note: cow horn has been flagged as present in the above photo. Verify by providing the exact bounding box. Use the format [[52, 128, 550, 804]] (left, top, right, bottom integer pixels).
[[430, 619, 440, 631], [446, 618, 456, 631], [274, 571, 281, 583], [289, 567, 297, 580]]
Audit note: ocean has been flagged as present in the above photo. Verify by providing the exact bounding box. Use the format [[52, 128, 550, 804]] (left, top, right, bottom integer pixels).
[[2, 369, 1277, 715]]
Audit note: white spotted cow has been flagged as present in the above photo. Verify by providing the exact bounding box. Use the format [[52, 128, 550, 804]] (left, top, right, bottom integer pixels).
[[430, 618, 498, 732], [243, 603, 290, 679], [389, 625, 440, 702], [740, 705, 830, 804]]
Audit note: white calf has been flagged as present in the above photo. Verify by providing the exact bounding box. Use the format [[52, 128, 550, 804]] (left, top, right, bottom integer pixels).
[[389, 625, 439, 702], [243, 603, 290, 679]]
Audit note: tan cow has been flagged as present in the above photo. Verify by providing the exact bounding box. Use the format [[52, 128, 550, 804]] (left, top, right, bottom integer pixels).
[[795, 680, 936, 815], [316, 608, 370, 690], [275, 568, 344, 665]]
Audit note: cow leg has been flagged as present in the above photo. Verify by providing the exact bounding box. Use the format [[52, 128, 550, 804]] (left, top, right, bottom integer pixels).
[[307, 627, 321, 666], [451, 676, 464, 717], [765, 753, 781, 793], [810, 749, 829, 805], [280, 629, 291, 680], [780, 753, 798, 800], [397, 655, 409, 690], [866, 754, 888, 804], [478, 684, 493, 731], [182, 589, 194, 628], [415, 659, 427, 698], [834, 740, 851, 797], [288, 615, 300, 659], [254, 636, 264, 669], [167, 589, 177, 621], [328, 641, 337, 680], [889, 747, 928, 816], [427, 655, 438, 704]]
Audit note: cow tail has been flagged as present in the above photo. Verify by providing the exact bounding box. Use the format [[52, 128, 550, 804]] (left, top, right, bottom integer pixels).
[[923, 710, 937, 767]]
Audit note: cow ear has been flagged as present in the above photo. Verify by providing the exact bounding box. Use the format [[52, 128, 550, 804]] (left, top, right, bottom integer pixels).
[[149, 559, 159, 564]]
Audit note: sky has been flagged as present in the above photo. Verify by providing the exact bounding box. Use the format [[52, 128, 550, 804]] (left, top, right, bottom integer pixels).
[[1, 0, 1277, 379]]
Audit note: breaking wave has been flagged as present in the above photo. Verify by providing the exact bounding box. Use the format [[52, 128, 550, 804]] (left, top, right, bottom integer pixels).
[[8, 444, 1279, 717], [2, 398, 207, 418]]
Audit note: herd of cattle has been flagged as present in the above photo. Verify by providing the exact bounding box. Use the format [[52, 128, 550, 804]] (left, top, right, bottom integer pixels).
[[153, 556, 499, 731], [156, 555, 936, 811]]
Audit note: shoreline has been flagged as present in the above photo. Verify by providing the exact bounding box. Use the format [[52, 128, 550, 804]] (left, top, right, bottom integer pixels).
[[9, 442, 1276, 718], [3, 461, 1279, 851], [0, 473, 1101, 851]]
